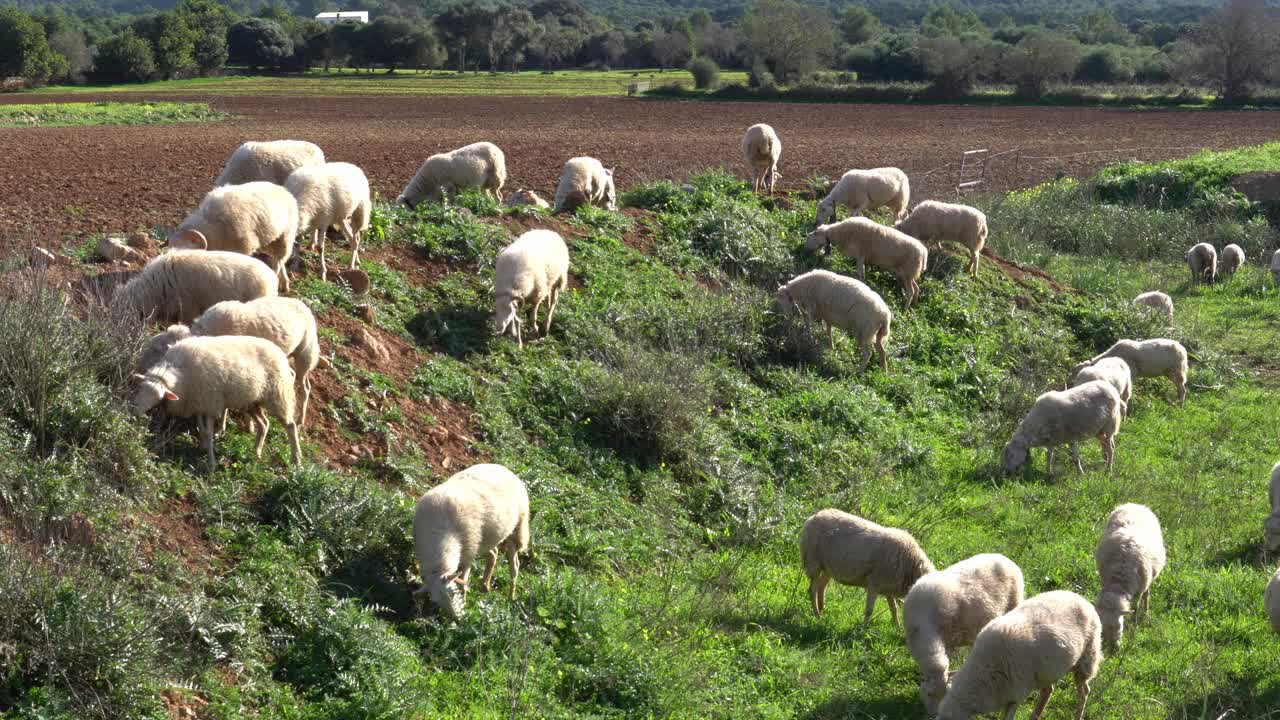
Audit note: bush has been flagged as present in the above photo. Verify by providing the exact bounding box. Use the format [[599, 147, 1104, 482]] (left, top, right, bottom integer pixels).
[[1076, 46, 1135, 84], [687, 56, 720, 89], [748, 61, 776, 90], [93, 28, 155, 81], [227, 18, 293, 70]]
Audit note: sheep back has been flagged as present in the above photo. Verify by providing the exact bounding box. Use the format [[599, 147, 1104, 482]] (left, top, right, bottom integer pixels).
[[1094, 503, 1166, 647], [1219, 243, 1245, 277], [113, 250, 278, 324], [285, 161, 372, 237], [171, 182, 300, 265], [215, 140, 325, 186], [1133, 291, 1174, 322], [398, 141, 506, 207], [894, 201, 987, 251], [192, 297, 320, 375], [800, 509, 934, 599], [1070, 356, 1132, 405], [777, 269, 892, 343], [1085, 339, 1187, 379], [817, 167, 910, 223], [493, 230, 570, 324], [1186, 242, 1217, 283], [132, 335, 296, 423]]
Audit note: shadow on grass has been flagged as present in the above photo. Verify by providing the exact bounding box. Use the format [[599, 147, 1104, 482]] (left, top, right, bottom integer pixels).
[[1210, 538, 1268, 569], [1167, 680, 1280, 720], [408, 306, 493, 359], [801, 693, 920, 720]]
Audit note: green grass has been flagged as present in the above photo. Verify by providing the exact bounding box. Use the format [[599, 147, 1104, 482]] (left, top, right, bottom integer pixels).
[[29, 68, 749, 98], [0, 101, 226, 128]]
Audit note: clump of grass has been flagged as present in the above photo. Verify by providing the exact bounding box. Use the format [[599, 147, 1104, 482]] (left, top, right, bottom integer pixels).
[[0, 101, 225, 128]]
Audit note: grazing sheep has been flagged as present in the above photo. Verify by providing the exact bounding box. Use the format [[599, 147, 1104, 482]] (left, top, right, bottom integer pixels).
[[815, 167, 910, 226], [214, 140, 325, 187], [396, 141, 506, 208], [554, 156, 617, 213], [168, 182, 300, 292], [412, 463, 530, 617], [493, 229, 570, 348], [129, 336, 301, 471], [113, 250, 278, 324], [505, 189, 550, 210], [1069, 339, 1189, 406], [800, 508, 935, 625], [1265, 462, 1280, 557], [1186, 242, 1217, 284], [742, 123, 781, 194], [285, 162, 371, 281], [1267, 566, 1280, 634], [805, 217, 929, 309], [1069, 356, 1133, 416], [1133, 291, 1174, 323], [97, 234, 145, 264], [1003, 380, 1125, 476], [776, 269, 893, 373], [905, 554, 1026, 714], [894, 200, 988, 276], [937, 591, 1102, 720], [1094, 503, 1166, 651], [1219, 243, 1245, 279], [1271, 249, 1280, 286]]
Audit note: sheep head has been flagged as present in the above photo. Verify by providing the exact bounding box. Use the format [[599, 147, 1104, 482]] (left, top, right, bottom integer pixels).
[[1264, 515, 1280, 553], [493, 294, 522, 338], [603, 168, 618, 211], [803, 227, 832, 254], [137, 325, 192, 373], [1095, 590, 1131, 652], [1001, 438, 1030, 474], [918, 672, 949, 716], [775, 285, 797, 317], [129, 373, 178, 416], [814, 197, 836, 227], [167, 229, 208, 250], [418, 571, 468, 618]]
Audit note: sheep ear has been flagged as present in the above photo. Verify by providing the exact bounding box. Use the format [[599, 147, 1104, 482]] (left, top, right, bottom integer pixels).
[[163, 390, 179, 401], [170, 229, 207, 250]]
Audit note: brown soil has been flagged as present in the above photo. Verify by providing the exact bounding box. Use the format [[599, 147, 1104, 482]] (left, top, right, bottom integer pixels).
[[138, 497, 217, 575]]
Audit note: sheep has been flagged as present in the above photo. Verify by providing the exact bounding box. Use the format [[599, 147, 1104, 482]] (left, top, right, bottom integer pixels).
[[799, 508, 935, 625], [214, 140, 325, 187], [1069, 356, 1132, 416], [505, 189, 550, 210], [285, 162, 371, 282], [1219, 243, 1245, 279], [129, 335, 301, 471], [1003, 380, 1125, 477], [776, 269, 893, 373], [1069, 339, 1189, 406], [1094, 503, 1166, 651], [1186, 242, 1217, 284], [1265, 462, 1280, 557], [815, 167, 910, 226], [168, 182, 300, 293], [894, 200, 988, 276], [742, 123, 781, 194], [553, 156, 617, 213], [805, 217, 929, 309], [1271, 249, 1280, 286], [396, 141, 506, 208], [412, 463, 530, 618], [113, 250, 278, 324], [936, 590, 1102, 720], [493, 229, 570, 348], [1267, 566, 1280, 634], [1133, 291, 1174, 323], [904, 554, 1026, 714]]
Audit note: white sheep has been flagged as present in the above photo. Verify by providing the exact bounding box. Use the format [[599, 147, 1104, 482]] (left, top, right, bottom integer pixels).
[[285, 162, 371, 281], [1003, 380, 1125, 476], [1266, 566, 1280, 634], [805, 217, 928, 309], [800, 508, 935, 624], [937, 590, 1102, 720], [742, 123, 781, 194], [1069, 356, 1133, 416], [168, 182, 300, 292], [396, 141, 507, 208], [1069, 339, 1189, 406], [493, 229, 570, 348], [553, 156, 617, 213], [113, 250, 278, 324], [904, 553, 1026, 714], [894, 200, 988, 276], [1186, 242, 1217, 284], [412, 463, 530, 618], [815, 167, 910, 226], [776, 269, 893, 373], [505, 189, 550, 210], [1219, 243, 1245, 279], [1264, 462, 1280, 557], [1271, 249, 1280, 286], [214, 140, 325, 187], [129, 335, 301, 471], [1133, 291, 1174, 323], [1094, 503, 1166, 651]]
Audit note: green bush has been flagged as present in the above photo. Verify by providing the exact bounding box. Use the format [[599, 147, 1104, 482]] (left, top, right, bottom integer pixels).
[[687, 56, 720, 90]]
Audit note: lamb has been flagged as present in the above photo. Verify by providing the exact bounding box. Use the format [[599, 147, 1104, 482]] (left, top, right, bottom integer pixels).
[[904, 554, 1026, 714], [936, 590, 1102, 720], [168, 182, 300, 292], [776, 269, 893, 373], [285, 162, 371, 281], [1186, 242, 1217, 284], [113, 250, 278, 324], [493, 229, 570, 348], [1094, 503, 1166, 651], [129, 335, 301, 471], [894, 200, 988, 276], [214, 140, 325, 187], [412, 463, 530, 618], [799, 508, 935, 625], [805, 217, 929, 309], [1002, 380, 1125, 476], [1133, 291, 1174, 323], [1271, 249, 1280, 285], [815, 167, 910, 226], [396, 141, 507, 208], [1219, 243, 1245, 279], [553, 156, 617, 213], [1069, 356, 1133, 416], [505, 189, 550, 210], [742, 123, 781, 194], [1267, 566, 1280, 634], [1069, 339, 1189, 406], [1265, 462, 1280, 557]]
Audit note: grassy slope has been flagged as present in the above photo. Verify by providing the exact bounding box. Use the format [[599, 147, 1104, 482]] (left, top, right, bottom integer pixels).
[[2, 167, 1279, 719], [0, 101, 225, 127]]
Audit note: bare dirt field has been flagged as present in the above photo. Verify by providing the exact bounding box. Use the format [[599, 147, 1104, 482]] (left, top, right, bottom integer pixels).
[[1, 93, 1278, 253]]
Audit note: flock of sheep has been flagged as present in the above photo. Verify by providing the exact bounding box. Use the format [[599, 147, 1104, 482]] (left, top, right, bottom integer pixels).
[[93, 123, 1280, 719]]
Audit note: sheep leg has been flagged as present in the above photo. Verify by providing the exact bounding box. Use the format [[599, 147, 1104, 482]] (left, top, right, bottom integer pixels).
[[1071, 443, 1083, 473], [863, 590, 877, 624], [876, 331, 888, 373], [858, 342, 872, 375], [481, 548, 499, 592], [279, 264, 291, 294], [1100, 433, 1115, 473], [1001, 704, 1019, 720], [856, 258, 867, 281], [1172, 373, 1186, 406], [318, 227, 328, 282], [1045, 446, 1055, 477], [220, 409, 230, 436], [286, 421, 301, 465], [201, 414, 217, 472], [544, 287, 560, 337], [506, 540, 521, 600], [253, 407, 270, 459], [826, 322, 835, 350], [1029, 686, 1054, 720], [808, 573, 829, 617], [888, 596, 900, 627], [300, 374, 312, 428], [529, 297, 545, 339], [970, 249, 980, 276], [342, 219, 360, 269], [1073, 676, 1091, 720]]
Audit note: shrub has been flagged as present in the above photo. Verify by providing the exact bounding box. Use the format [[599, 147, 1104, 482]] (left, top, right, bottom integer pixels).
[[93, 28, 155, 81], [687, 56, 720, 89], [748, 61, 776, 90], [1076, 46, 1135, 84]]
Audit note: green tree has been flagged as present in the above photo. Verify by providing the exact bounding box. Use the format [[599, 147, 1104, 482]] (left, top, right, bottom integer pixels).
[[1077, 9, 1133, 46], [1191, 0, 1278, 102], [409, 26, 447, 72], [175, 0, 236, 74], [1076, 45, 1135, 83], [921, 4, 987, 38], [359, 17, 425, 73], [740, 0, 836, 82], [487, 5, 539, 72], [840, 6, 882, 45], [1003, 32, 1081, 98], [140, 12, 196, 79], [918, 35, 997, 97], [687, 55, 719, 88], [228, 17, 294, 71], [529, 19, 582, 70], [47, 29, 92, 81], [435, 2, 492, 72], [652, 29, 691, 70], [94, 27, 155, 81], [0, 6, 68, 82]]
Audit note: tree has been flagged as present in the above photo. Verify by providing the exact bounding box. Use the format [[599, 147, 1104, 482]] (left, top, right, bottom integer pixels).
[[696, 23, 740, 66], [687, 55, 719, 88], [918, 35, 996, 97], [228, 18, 294, 71], [0, 6, 68, 82], [175, 0, 235, 74], [487, 5, 539, 72], [409, 27, 447, 72], [839, 6, 882, 45], [1076, 46, 1135, 83], [1077, 9, 1133, 46], [688, 8, 712, 32], [1003, 32, 1081, 98], [740, 0, 836, 82], [652, 30, 691, 70], [921, 4, 986, 38], [585, 30, 625, 67], [94, 27, 155, 81], [435, 2, 492, 72], [529, 19, 581, 70], [48, 30, 92, 81], [141, 12, 196, 79], [1192, 0, 1278, 102]]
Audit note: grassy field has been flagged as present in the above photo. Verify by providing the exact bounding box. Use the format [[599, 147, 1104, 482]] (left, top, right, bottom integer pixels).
[[29, 68, 748, 97], [1, 148, 1279, 719], [0, 101, 225, 127]]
